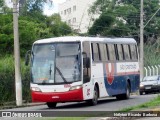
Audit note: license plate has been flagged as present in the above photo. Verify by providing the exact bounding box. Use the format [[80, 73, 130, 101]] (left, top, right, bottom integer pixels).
[[145, 87, 151, 89]]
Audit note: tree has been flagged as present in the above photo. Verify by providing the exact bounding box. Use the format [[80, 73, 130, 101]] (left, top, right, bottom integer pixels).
[[88, 12, 115, 35], [0, 14, 72, 56], [0, 0, 3, 7], [20, 0, 52, 16], [88, 0, 160, 41], [0, 1, 72, 56], [46, 14, 72, 36], [0, 14, 13, 54]]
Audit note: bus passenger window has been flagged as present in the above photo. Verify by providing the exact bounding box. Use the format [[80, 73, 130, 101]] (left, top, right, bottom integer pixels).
[[135, 45, 138, 59], [106, 44, 109, 60], [97, 44, 101, 61], [130, 45, 138, 60], [108, 44, 116, 61], [123, 45, 130, 60], [128, 45, 132, 59], [99, 44, 107, 61], [117, 44, 124, 60], [92, 43, 100, 61], [114, 44, 119, 60]]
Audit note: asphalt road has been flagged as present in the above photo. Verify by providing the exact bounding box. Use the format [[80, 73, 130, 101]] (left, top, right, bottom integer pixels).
[[2, 94, 158, 111], [0, 93, 159, 119]]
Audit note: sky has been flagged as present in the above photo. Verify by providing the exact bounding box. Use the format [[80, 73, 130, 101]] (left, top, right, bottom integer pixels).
[[5, 0, 66, 16], [43, 0, 66, 16]]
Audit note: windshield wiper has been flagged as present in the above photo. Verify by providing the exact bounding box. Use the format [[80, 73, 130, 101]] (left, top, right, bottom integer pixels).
[[49, 64, 52, 79], [56, 66, 68, 83], [145, 80, 154, 81]]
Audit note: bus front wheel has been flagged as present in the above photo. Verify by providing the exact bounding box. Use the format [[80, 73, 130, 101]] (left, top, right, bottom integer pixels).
[[139, 91, 143, 95], [88, 86, 98, 105], [47, 102, 57, 108]]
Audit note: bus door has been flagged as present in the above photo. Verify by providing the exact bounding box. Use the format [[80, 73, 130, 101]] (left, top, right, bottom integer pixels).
[[82, 41, 93, 100]]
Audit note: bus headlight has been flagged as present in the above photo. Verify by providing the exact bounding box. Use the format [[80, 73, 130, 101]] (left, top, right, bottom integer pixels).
[[69, 85, 82, 91], [31, 87, 41, 92]]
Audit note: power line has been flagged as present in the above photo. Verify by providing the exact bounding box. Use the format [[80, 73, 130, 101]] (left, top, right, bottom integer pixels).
[[0, 12, 18, 14], [144, 7, 160, 28], [42, 19, 160, 37]]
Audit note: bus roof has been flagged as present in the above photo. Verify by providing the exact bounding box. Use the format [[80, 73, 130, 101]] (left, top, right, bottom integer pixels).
[[34, 36, 137, 44]]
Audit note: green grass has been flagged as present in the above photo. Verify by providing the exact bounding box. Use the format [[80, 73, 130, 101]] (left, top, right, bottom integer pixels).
[[144, 42, 160, 67], [120, 95, 160, 112], [35, 95, 160, 120]]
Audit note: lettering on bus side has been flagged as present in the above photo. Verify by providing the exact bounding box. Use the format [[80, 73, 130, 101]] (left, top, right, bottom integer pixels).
[[64, 84, 71, 88], [87, 89, 90, 96], [120, 63, 136, 70], [117, 62, 139, 73]]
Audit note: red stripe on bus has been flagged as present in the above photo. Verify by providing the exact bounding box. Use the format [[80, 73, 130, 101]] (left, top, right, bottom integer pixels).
[[31, 88, 83, 102], [116, 71, 140, 75], [106, 63, 115, 85]]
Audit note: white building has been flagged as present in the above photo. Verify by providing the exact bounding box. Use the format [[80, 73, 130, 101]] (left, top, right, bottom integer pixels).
[[58, 0, 99, 33]]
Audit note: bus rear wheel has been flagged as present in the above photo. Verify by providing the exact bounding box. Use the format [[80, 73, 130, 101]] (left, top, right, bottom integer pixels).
[[47, 102, 57, 108], [124, 83, 130, 99], [116, 83, 130, 100]]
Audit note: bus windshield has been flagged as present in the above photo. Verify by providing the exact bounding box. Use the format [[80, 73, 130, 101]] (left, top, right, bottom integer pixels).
[[31, 42, 81, 84]]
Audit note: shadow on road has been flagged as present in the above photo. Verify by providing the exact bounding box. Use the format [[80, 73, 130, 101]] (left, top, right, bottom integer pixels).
[[41, 96, 136, 110]]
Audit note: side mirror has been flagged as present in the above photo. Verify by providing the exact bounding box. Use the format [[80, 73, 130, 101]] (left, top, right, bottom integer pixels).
[[25, 50, 31, 66]]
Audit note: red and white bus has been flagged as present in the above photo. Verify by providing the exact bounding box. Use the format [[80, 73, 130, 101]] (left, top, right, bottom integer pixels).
[[26, 36, 140, 108]]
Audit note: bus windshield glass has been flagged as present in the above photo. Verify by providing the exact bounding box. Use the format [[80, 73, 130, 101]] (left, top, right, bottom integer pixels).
[[31, 42, 81, 84]]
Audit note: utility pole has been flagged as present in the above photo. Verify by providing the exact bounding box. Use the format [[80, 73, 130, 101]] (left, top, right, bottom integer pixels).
[[140, 0, 144, 81], [13, 0, 22, 106]]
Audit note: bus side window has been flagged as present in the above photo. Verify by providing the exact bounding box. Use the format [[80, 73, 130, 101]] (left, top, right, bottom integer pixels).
[[117, 44, 124, 60], [108, 44, 116, 61], [130, 45, 138, 60], [106, 44, 110, 60], [123, 44, 130, 60], [128, 45, 132, 60], [99, 44, 107, 61], [97, 43, 101, 61], [91, 43, 100, 61], [114, 44, 119, 60], [135, 45, 138, 59], [91, 43, 94, 61]]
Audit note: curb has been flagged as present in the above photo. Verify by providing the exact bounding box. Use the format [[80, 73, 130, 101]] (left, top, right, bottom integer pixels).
[[0, 102, 45, 110]]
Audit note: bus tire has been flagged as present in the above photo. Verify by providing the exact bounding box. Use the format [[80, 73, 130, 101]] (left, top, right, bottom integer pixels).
[[123, 82, 130, 99], [116, 83, 130, 100], [88, 86, 98, 105], [47, 102, 57, 108], [139, 91, 143, 95], [116, 95, 123, 100]]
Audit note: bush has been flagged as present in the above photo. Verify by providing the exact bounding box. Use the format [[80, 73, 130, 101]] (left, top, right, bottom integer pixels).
[[144, 42, 160, 66], [0, 55, 31, 105]]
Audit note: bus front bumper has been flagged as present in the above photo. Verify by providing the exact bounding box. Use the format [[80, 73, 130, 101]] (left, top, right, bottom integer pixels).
[[31, 88, 83, 102]]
